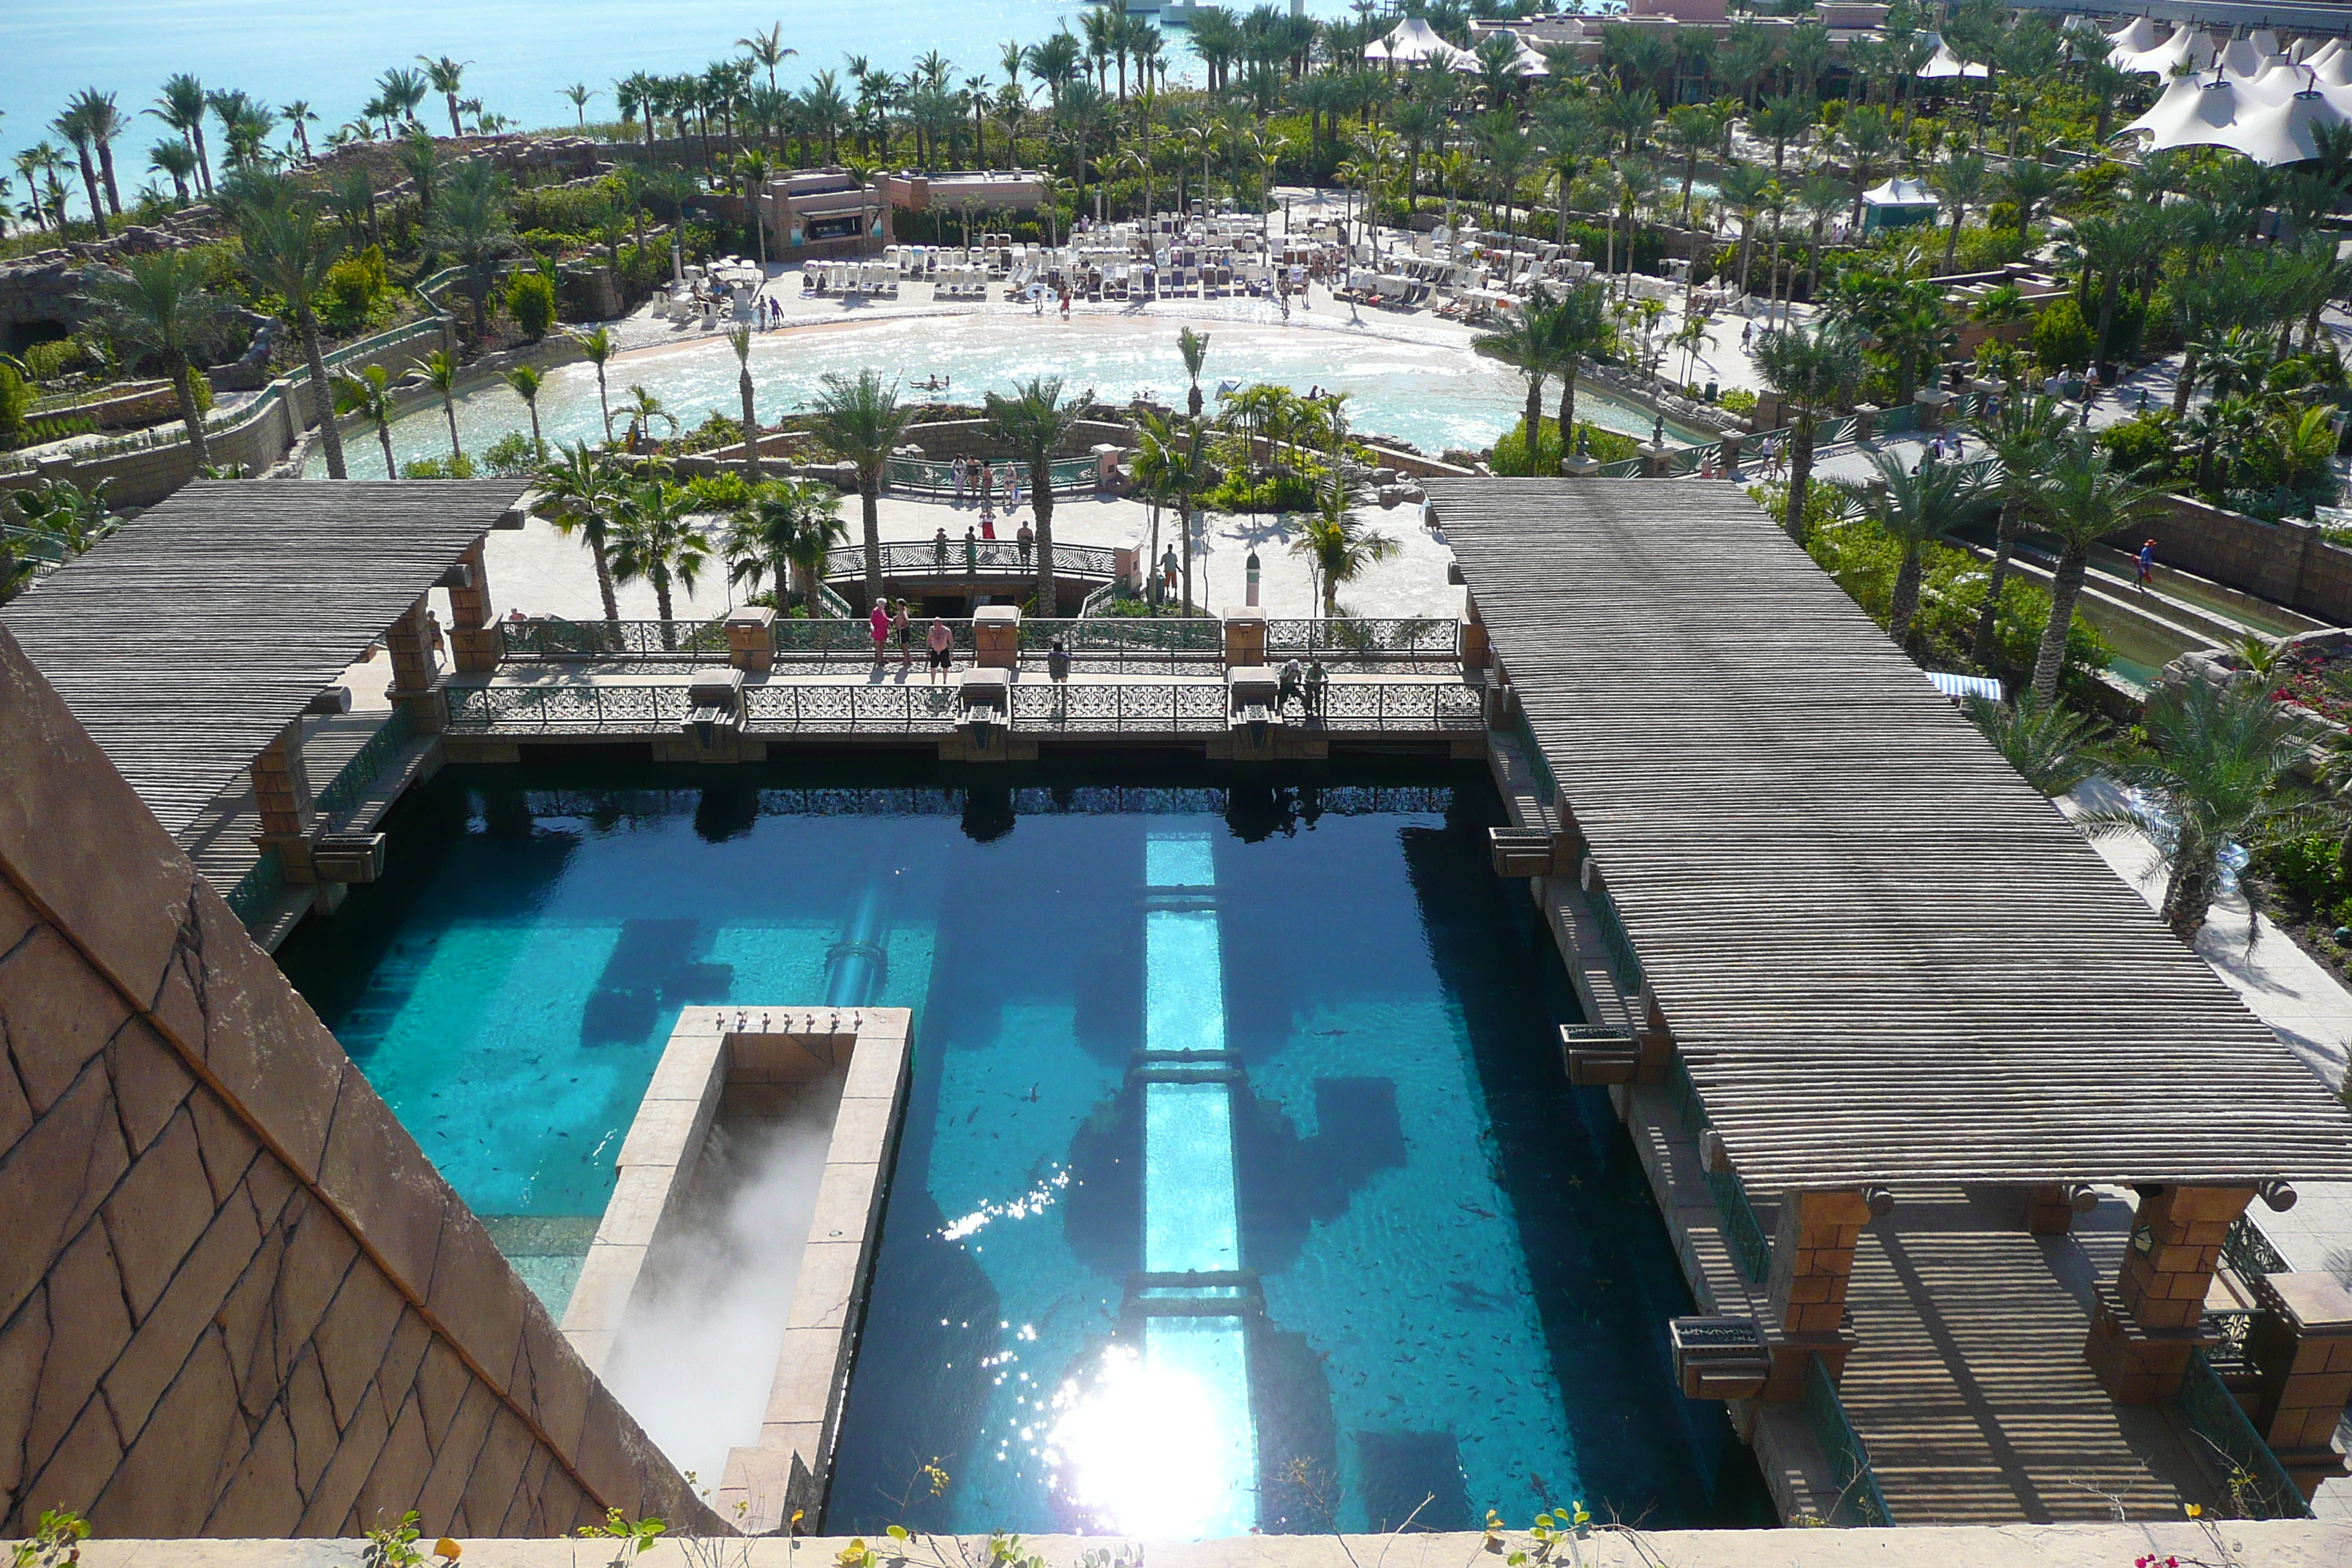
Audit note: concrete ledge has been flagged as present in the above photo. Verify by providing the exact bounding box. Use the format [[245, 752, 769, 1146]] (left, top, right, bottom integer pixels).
[[45, 1523, 2352, 1564]]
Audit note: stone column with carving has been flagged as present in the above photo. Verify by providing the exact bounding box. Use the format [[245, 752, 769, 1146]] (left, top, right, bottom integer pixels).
[[1760, 1188, 1872, 1398], [973, 604, 1022, 670], [2087, 1183, 2255, 1403], [445, 540, 505, 674], [385, 596, 448, 734], [251, 717, 317, 882], [729, 606, 777, 673]]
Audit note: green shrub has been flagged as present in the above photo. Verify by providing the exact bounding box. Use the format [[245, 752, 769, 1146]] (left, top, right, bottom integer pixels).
[[1718, 388, 1758, 417], [666, 411, 747, 456], [1490, 418, 1640, 474], [21, 338, 90, 382], [683, 472, 752, 510], [2097, 410, 2179, 479], [402, 452, 478, 478], [2255, 834, 2352, 926], [480, 431, 539, 476], [506, 270, 557, 341], [0, 362, 27, 441], [320, 246, 391, 334], [2029, 297, 2094, 372]]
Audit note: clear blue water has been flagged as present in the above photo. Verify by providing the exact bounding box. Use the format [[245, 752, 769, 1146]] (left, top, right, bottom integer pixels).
[[278, 760, 1768, 1536], [0, 0, 1341, 212]]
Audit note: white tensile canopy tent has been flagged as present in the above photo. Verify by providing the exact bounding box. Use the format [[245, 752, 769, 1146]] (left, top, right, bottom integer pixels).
[[2229, 90, 2352, 165], [2106, 15, 2159, 59], [1918, 33, 1990, 78], [1367, 16, 1477, 68], [2118, 72, 2351, 165], [2121, 75, 2243, 148]]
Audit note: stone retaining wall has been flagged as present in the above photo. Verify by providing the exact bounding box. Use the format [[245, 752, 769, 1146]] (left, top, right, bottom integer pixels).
[[2131, 494, 2352, 627], [0, 625, 718, 1537]]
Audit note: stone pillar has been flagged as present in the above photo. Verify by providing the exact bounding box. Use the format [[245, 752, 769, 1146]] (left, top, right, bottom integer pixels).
[[1718, 430, 1744, 478], [2249, 1272, 2352, 1500], [445, 540, 506, 674], [2087, 1184, 2255, 1403], [1760, 1188, 1873, 1398], [1913, 389, 1950, 431], [973, 604, 1021, 670], [1558, 453, 1601, 478], [728, 607, 777, 674], [1092, 442, 1125, 494], [1850, 404, 1880, 444], [1637, 442, 1673, 478], [384, 597, 448, 734], [251, 718, 317, 883], [1224, 608, 1267, 671], [2025, 1183, 2081, 1235]]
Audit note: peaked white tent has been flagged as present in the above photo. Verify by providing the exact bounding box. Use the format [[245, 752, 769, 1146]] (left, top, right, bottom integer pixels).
[[2135, 25, 2220, 77], [2106, 15, 2160, 59], [1918, 34, 1990, 78], [2242, 58, 2313, 105], [2315, 48, 2352, 88], [2228, 89, 2351, 165], [2122, 75, 2242, 148], [1368, 16, 1477, 68], [2220, 36, 2268, 77]]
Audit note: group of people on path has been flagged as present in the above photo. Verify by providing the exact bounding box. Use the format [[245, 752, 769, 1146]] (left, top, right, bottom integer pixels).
[[1275, 657, 1330, 716], [950, 455, 1024, 524], [932, 520, 1035, 563]]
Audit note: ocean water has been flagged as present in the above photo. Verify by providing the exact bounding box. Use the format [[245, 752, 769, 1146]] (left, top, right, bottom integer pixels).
[[277, 759, 1769, 1536], [0, 0, 1339, 199], [307, 311, 1637, 477]]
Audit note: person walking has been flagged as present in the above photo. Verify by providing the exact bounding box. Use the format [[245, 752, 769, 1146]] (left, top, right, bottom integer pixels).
[[1304, 658, 1327, 717], [926, 616, 954, 682], [1278, 657, 1303, 713], [1047, 638, 1071, 683], [1017, 520, 1034, 568], [981, 508, 997, 541], [934, 525, 951, 568], [2135, 538, 2157, 590], [964, 525, 979, 573], [952, 454, 969, 505], [893, 599, 913, 666], [867, 598, 891, 664]]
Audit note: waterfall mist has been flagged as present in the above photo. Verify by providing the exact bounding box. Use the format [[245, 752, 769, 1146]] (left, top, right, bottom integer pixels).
[[604, 1078, 846, 1492]]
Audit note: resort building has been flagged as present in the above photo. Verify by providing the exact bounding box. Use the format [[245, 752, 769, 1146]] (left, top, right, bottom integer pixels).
[[761, 169, 1049, 258]]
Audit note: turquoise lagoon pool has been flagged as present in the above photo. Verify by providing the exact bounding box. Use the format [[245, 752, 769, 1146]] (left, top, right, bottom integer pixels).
[[278, 761, 1768, 1535], [309, 312, 1684, 479]]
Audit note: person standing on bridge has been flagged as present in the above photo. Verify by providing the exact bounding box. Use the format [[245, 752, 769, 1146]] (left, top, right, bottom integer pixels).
[[868, 598, 891, 664], [1017, 521, 1034, 568], [893, 599, 913, 667], [927, 617, 955, 682]]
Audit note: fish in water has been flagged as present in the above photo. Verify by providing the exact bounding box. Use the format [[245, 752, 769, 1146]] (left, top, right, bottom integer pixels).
[[1447, 1280, 1509, 1312], [1312, 1028, 1349, 1037], [1459, 1201, 1497, 1220], [1023, 1085, 1040, 1102]]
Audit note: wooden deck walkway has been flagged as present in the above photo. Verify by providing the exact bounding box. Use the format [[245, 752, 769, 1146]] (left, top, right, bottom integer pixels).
[[1838, 1191, 2219, 1523]]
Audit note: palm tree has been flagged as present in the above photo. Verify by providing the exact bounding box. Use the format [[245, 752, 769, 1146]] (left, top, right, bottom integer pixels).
[[1132, 410, 1210, 611], [560, 83, 596, 132], [67, 90, 126, 219], [333, 364, 399, 478], [236, 175, 350, 478], [726, 325, 764, 483], [1836, 105, 1896, 227], [418, 56, 472, 139], [1749, 93, 1813, 175], [725, 479, 845, 611], [148, 140, 197, 203], [421, 348, 464, 463], [984, 377, 1086, 615], [281, 101, 318, 162], [619, 385, 676, 449], [808, 369, 916, 608], [737, 23, 797, 93], [1548, 281, 1613, 448], [1858, 449, 1985, 647], [1795, 170, 1847, 301], [150, 74, 214, 194], [1931, 148, 1987, 274], [1471, 305, 1553, 466], [431, 161, 515, 339], [1999, 158, 2059, 237], [1970, 393, 2074, 669], [87, 251, 226, 464], [611, 481, 711, 643], [52, 100, 108, 239], [2084, 679, 2319, 941], [575, 325, 617, 442], [2021, 440, 2169, 702], [1292, 490, 1398, 616], [1662, 103, 1725, 227], [1178, 326, 1210, 419], [535, 443, 627, 625], [504, 365, 546, 459], [1751, 318, 1863, 543], [1963, 691, 2109, 796]]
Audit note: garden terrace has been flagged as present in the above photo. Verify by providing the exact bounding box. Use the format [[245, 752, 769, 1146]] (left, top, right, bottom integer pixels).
[[1431, 475, 2352, 1524]]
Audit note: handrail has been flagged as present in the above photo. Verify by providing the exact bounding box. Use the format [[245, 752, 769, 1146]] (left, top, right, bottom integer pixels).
[[1264, 616, 1459, 661], [503, 617, 731, 660], [2225, 1215, 2291, 1284], [884, 454, 1097, 498], [1803, 1358, 1894, 1528], [823, 539, 1122, 581], [2174, 1348, 2313, 1520], [220, 845, 287, 930], [312, 705, 419, 821], [1667, 1056, 1774, 1286]]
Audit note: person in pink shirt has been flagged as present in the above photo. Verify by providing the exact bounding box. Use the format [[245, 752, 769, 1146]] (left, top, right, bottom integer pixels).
[[869, 598, 891, 663]]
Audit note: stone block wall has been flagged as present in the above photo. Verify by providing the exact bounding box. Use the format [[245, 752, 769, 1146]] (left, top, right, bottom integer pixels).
[[0, 625, 718, 1537], [2133, 494, 2352, 627]]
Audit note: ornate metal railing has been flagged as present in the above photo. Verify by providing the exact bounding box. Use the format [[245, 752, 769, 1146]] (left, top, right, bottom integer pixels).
[[883, 455, 1097, 497], [1303, 681, 1485, 729], [1011, 682, 1229, 732], [312, 705, 419, 821], [815, 580, 856, 619], [220, 845, 287, 930], [823, 539, 1123, 582], [1584, 875, 1646, 998], [2203, 1308, 2256, 1382], [2225, 1216, 2290, 1285], [504, 617, 730, 660], [1507, 705, 1561, 812], [1668, 1057, 1774, 1286], [1019, 616, 1222, 670], [745, 682, 960, 731], [447, 684, 696, 731], [2174, 1348, 2313, 1520], [1804, 1358, 1894, 1528], [1264, 617, 1459, 664]]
